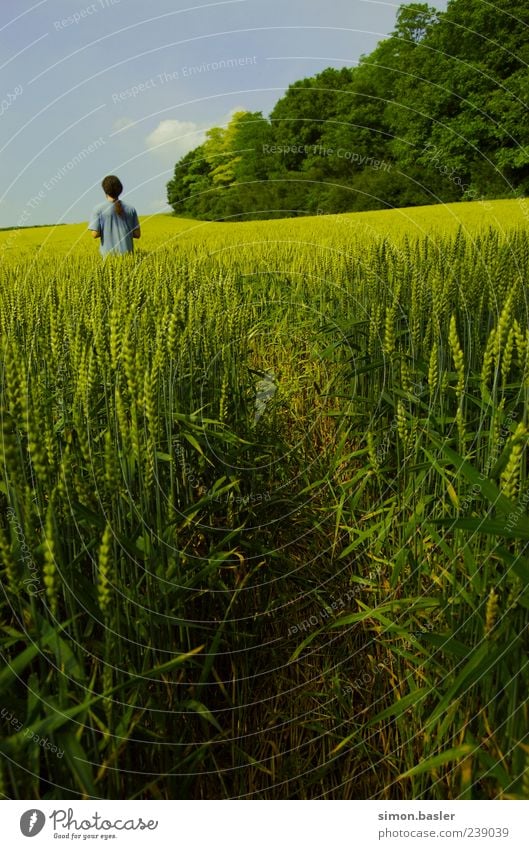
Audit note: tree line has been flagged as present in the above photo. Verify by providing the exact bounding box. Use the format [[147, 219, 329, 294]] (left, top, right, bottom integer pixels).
[[167, 0, 529, 220]]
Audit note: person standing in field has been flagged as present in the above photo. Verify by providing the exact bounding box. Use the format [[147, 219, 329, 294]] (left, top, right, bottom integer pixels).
[[89, 175, 140, 256]]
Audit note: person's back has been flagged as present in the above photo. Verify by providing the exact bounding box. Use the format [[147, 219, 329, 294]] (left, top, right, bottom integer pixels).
[[89, 175, 140, 257]]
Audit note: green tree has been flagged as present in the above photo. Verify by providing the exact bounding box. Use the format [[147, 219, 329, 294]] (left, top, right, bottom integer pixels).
[[167, 145, 213, 217], [167, 0, 529, 219], [391, 0, 529, 199]]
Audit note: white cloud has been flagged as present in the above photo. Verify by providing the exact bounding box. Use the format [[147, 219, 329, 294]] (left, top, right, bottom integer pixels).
[[113, 117, 135, 132], [145, 108, 251, 163], [223, 105, 247, 123], [145, 120, 206, 162]]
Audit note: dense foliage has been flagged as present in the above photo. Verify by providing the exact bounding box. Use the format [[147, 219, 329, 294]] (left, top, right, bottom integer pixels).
[[167, 0, 529, 220]]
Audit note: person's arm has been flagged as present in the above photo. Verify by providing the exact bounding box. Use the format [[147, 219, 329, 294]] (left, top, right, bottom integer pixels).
[[132, 208, 140, 239], [88, 208, 101, 239]]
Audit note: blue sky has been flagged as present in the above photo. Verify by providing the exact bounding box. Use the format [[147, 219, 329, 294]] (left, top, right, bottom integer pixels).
[[0, 0, 446, 227]]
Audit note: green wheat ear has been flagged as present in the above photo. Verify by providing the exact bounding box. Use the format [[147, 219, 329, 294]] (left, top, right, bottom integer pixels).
[[500, 421, 527, 500], [0, 523, 17, 594], [97, 524, 113, 617], [428, 341, 439, 395], [485, 588, 499, 638], [366, 430, 380, 473], [448, 314, 465, 399], [480, 327, 496, 397], [43, 498, 58, 617]]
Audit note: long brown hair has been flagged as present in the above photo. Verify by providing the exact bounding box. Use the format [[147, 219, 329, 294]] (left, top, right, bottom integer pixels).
[[102, 174, 124, 217]]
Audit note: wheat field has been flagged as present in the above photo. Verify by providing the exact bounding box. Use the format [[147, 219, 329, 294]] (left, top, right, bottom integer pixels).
[[1, 198, 529, 799]]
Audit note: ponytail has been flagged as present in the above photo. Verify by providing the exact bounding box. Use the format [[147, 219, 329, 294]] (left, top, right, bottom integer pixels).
[[101, 175, 125, 216]]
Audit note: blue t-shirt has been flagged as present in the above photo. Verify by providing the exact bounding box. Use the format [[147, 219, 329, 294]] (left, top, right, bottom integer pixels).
[[89, 200, 139, 256]]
